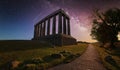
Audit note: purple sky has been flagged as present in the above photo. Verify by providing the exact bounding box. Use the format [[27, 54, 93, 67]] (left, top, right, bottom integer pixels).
[[0, 0, 120, 42]]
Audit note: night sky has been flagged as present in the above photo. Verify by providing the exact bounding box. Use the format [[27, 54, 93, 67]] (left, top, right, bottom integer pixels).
[[0, 0, 120, 42]]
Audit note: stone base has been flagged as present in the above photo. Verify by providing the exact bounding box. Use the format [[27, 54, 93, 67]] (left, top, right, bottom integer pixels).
[[32, 34, 77, 46]]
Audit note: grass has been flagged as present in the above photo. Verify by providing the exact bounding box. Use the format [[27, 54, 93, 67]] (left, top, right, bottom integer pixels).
[[93, 43, 120, 70], [0, 40, 88, 70]]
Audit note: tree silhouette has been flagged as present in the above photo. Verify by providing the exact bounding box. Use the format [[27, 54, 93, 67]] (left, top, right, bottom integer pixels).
[[91, 8, 120, 48]]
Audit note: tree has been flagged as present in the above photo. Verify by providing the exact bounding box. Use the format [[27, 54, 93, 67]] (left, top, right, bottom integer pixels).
[[91, 19, 112, 45], [91, 8, 120, 48]]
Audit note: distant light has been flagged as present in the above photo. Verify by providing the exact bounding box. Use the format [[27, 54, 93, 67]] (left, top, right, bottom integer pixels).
[[117, 34, 120, 40]]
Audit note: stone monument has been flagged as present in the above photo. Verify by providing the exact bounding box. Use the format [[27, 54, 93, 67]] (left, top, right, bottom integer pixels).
[[32, 9, 77, 46]]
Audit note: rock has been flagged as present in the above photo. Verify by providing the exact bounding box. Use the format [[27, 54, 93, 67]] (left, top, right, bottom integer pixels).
[[32, 57, 44, 64], [51, 53, 63, 59], [104, 43, 111, 48], [105, 55, 116, 64], [5, 60, 21, 69], [114, 42, 120, 47], [11, 60, 20, 69], [60, 51, 71, 57], [25, 64, 36, 70], [23, 57, 44, 65]]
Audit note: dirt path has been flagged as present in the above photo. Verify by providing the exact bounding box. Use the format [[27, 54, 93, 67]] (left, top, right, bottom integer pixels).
[[48, 44, 106, 70]]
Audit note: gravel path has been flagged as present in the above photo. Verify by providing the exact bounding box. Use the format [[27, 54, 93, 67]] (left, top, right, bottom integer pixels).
[[48, 44, 106, 70]]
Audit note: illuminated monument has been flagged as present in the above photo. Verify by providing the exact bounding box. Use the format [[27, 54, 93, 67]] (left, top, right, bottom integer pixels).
[[32, 9, 77, 46]]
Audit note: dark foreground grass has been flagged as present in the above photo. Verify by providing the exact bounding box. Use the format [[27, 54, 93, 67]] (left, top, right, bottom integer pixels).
[[94, 43, 120, 70], [0, 40, 88, 70]]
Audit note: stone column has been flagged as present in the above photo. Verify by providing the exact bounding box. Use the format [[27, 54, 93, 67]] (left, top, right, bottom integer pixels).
[[58, 13, 62, 34], [63, 15, 66, 34], [39, 23, 41, 37], [52, 16, 56, 34], [39, 24, 41, 37], [67, 18, 71, 35], [36, 25, 39, 37], [43, 21, 46, 36], [47, 18, 50, 35], [40, 23, 43, 37], [34, 25, 37, 38], [37, 24, 40, 37]]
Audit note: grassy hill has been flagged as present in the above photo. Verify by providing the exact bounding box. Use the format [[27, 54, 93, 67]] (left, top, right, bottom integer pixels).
[[0, 40, 88, 70]]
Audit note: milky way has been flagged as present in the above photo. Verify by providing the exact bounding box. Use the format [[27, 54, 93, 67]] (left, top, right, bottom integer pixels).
[[0, 0, 120, 42]]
